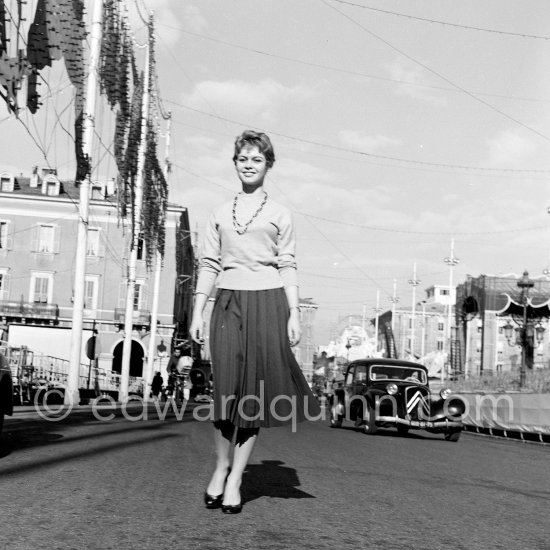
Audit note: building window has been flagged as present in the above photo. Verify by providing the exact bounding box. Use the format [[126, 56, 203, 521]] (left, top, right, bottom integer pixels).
[[137, 234, 145, 261], [407, 338, 412, 350], [498, 326, 503, 334], [30, 273, 53, 303], [0, 173, 14, 192], [84, 277, 98, 310], [438, 322, 444, 331], [42, 175, 60, 196], [134, 282, 146, 310], [0, 221, 12, 249], [39, 225, 54, 252], [437, 341, 443, 350], [477, 326, 482, 334], [440, 289, 449, 296], [87, 228, 100, 256], [32, 224, 59, 253], [408, 318, 413, 329]]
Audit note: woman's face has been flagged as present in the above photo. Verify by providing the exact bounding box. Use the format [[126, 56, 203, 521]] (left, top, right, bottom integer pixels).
[[234, 144, 268, 187]]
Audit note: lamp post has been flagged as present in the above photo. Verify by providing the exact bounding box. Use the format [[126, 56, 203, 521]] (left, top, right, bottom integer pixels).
[[390, 279, 399, 332], [502, 271, 545, 388], [444, 239, 459, 379], [345, 338, 352, 364], [373, 291, 381, 356]]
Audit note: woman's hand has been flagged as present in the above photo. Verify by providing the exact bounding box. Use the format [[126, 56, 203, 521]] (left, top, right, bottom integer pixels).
[[287, 309, 302, 347], [189, 314, 205, 344]]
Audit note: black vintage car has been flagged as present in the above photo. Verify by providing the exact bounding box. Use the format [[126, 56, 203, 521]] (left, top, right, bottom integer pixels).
[[329, 358, 465, 442]]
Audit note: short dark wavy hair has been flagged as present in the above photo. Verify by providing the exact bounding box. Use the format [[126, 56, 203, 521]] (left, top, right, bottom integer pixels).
[[232, 130, 275, 169]]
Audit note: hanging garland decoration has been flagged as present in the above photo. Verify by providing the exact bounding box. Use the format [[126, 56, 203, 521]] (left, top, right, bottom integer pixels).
[[97, 2, 138, 230], [142, 118, 168, 268], [0, 0, 32, 113], [140, 16, 168, 268], [119, 73, 143, 233], [23, 0, 88, 181]]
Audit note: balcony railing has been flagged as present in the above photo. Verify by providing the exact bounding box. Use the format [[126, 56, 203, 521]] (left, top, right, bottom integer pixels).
[[113, 308, 151, 327], [0, 300, 59, 321]]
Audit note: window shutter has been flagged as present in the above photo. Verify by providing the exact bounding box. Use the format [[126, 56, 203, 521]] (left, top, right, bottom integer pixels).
[[97, 229, 106, 257], [5, 272, 11, 298], [139, 282, 148, 310], [6, 221, 13, 249], [30, 224, 39, 252], [53, 224, 60, 253]]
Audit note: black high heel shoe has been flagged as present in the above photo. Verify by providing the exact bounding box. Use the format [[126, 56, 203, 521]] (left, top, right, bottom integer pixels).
[[221, 491, 242, 514], [204, 491, 224, 509], [204, 468, 231, 509]]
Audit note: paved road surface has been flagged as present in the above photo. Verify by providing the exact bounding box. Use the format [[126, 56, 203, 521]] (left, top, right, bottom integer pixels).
[[1, 402, 548, 550]]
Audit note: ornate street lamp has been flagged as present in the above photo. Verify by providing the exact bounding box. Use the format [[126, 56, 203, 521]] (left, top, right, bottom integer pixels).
[[501, 271, 548, 388]]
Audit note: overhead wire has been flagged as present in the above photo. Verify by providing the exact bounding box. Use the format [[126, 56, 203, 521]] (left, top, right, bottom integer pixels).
[[320, 0, 550, 143], [165, 99, 550, 174], [168, 24, 550, 104], [328, 0, 550, 41]]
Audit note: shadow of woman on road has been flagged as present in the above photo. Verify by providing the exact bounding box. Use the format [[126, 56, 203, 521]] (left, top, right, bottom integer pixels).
[[241, 459, 315, 504]]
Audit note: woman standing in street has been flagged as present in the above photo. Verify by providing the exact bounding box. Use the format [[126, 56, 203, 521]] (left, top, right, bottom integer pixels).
[[189, 130, 320, 514]]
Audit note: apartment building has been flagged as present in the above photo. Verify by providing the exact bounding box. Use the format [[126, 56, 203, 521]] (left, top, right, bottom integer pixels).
[[0, 167, 194, 388]]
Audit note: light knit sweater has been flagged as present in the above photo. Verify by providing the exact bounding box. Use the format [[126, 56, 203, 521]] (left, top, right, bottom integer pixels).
[[195, 194, 298, 295]]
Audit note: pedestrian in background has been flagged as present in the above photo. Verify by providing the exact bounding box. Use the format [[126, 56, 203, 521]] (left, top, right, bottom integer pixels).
[[151, 371, 163, 401], [190, 129, 321, 514]]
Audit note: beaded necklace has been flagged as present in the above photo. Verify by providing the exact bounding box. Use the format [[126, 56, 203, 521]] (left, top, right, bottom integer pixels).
[[232, 191, 268, 235]]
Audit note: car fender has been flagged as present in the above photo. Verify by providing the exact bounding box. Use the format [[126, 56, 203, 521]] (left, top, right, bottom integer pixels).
[[0, 374, 14, 416]]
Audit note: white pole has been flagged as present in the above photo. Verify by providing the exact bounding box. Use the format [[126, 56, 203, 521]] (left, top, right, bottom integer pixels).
[[408, 263, 420, 359], [144, 113, 171, 401], [119, 32, 151, 403], [391, 278, 398, 331], [443, 238, 459, 383], [66, 0, 102, 406], [374, 290, 380, 355], [421, 301, 426, 358]]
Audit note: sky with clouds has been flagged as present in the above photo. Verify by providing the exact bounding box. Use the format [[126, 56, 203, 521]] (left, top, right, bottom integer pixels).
[[2, 0, 550, 344]]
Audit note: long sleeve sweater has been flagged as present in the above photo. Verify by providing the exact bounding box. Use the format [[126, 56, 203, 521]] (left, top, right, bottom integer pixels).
[[194, 194, 298, 296]]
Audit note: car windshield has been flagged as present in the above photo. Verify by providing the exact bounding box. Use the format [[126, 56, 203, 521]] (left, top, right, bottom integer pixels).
[[369, 365, 427, 384]]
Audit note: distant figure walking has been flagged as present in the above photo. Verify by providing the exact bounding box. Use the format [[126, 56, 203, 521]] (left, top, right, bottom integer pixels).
[[151, 371, 163, 401]]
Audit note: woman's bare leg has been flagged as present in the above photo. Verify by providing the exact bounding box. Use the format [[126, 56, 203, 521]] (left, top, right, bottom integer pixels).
[[223, 428, 259, 505], [206, 421, 234, 496]]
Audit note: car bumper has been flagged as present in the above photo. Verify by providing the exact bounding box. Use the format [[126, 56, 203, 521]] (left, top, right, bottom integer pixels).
[[377, 415, 463, 430]]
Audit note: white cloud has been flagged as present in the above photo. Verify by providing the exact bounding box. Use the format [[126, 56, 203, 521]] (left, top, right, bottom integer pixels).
[[382, 59, 447, 106], [184, 79, 315, 121], [486, 129, 539, 167], [182, 5, 208, 33], [338, 130, 400, 152]]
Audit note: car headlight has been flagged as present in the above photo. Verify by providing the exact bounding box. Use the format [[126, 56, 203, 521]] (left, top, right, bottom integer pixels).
[[440, 388, 452, 399], [386, 383, 398, 395]]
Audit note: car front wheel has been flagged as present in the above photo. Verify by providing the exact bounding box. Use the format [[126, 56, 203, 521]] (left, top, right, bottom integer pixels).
[[362, 403, 378, 435], [397, 424, 409, 437], [444, 429, 462, 442]]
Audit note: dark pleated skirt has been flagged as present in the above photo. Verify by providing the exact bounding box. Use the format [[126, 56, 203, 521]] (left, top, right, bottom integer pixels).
[[209, 288, 321, 428]]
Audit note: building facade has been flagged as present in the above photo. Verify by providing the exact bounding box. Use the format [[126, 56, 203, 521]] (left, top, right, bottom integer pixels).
[[0, 167, 194, 394], [455, 273, 550, 377], [378, 284, 455, 377]]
